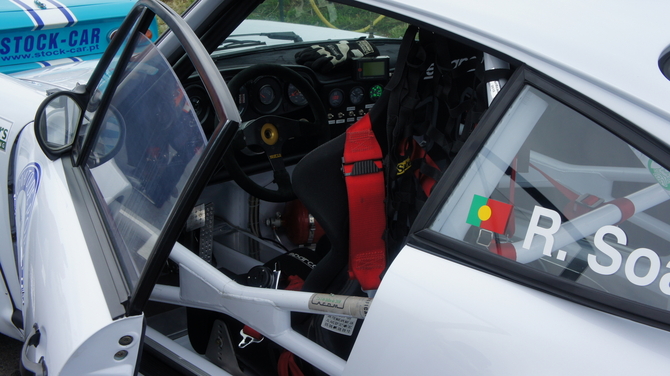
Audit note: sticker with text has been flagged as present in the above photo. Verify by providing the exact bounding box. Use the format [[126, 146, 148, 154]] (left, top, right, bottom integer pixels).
[[523, 206, 670, 295], [321, 315, 357, 336]]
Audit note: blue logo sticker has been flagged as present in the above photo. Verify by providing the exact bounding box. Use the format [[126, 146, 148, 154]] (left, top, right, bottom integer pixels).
[[15, 163, 41, 304]]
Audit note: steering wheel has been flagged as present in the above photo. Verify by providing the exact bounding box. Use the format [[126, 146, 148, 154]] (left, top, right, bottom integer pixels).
[[223, 64, 328, 202]]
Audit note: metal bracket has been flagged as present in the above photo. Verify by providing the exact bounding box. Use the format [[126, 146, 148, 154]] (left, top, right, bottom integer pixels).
[[205, 320, 245, 376], [186, 203, 215, 263]]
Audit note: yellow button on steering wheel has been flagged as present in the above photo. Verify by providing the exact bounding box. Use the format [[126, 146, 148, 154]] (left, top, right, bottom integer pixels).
[[261, 123, 279, 146]]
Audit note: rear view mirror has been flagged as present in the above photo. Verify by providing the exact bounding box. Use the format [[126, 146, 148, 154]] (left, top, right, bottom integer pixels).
[[35, 93, 82, 159]]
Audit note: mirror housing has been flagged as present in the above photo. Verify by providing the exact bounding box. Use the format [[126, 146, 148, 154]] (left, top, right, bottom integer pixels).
[[35, 92, 83, 160]]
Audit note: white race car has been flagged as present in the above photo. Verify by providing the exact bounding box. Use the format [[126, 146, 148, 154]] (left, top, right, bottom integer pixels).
[[1, 0, 670, 375]]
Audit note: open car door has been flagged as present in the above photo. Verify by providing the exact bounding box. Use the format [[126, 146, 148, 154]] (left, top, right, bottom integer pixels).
[[15, 1, 241, 374]]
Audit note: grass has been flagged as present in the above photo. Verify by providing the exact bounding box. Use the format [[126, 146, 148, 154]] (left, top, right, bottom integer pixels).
[[160, 0, 406, 38]]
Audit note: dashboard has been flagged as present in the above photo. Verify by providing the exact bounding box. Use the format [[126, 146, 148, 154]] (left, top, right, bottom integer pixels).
[[183, 38, 401, 149]]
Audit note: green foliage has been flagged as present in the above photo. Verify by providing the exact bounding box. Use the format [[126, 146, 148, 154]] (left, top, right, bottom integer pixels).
[[166, 0, 195, 14], [159, 0, 196, 35], [249, 0, 407, 38], [162, 0, 406, 38]]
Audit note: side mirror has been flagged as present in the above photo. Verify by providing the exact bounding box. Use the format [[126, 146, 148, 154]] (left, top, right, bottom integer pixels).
[[35, 93, 82, 159]]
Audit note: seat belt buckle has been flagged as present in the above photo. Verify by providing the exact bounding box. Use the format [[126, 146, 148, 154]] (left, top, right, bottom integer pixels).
[[343, 159, 382, 176], [575, 193, 603, 209]]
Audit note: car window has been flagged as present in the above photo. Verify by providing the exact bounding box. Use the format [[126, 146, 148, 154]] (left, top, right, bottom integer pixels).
[[247, 1, 406, 35], [85, 31, 206, 288], [430, 84, 670, 313], [212, 1, 407, 56], [158, 0, 406, 48], [72, 18, 138, 163]]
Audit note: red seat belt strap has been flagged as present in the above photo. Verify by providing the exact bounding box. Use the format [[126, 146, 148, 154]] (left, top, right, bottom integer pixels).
[[278, 351, 305, 376], [343, 114, 386, 291]]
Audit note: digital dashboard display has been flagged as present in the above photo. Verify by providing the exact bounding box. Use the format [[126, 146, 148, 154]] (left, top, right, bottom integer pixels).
[[354, 56, 389, 80], [362, 61, 386, 77]]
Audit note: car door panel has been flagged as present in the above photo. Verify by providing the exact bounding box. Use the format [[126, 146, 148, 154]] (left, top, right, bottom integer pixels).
[[0, 75, 48, 337], [345, 245, 670, 375], [58, 315, 143, 375], [14, 124, 142, 375]]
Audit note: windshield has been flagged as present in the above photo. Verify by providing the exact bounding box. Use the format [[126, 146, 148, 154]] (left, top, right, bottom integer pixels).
[[213, 0, 407, 54], [86, 32, 206, 288], [247, 1, 406, 35]]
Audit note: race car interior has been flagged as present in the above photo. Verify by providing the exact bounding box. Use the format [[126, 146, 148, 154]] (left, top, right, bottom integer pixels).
[[135, 1, 513, 374], [18, 0, 670, 374]]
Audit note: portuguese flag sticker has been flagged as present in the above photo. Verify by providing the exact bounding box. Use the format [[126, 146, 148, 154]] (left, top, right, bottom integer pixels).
[[466, 194, 513, 234]]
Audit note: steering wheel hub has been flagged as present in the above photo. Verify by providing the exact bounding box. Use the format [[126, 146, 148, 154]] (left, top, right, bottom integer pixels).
[[261, 123, 279, 145]]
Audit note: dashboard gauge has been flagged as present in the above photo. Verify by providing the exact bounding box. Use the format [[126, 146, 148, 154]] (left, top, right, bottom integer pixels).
[[185, 85, 211, 123], [258, 84, 275, 105], [253, 77, 282, 114], [288, 84, 308, 106], [329, 88, 344, 108], [350, 86, 365, 105], [369, 84, 383, 102]]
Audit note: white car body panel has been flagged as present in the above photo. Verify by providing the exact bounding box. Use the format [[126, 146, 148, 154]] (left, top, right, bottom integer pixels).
[[13, 124, 141, 374], [347, 246, 670, 375], [10, 59, 99, 91], [0, 74, 47, 340], [58, 315, 143, 375]]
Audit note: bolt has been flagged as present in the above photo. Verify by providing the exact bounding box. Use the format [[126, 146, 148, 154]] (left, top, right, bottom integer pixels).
[[119, 336, 133, 346], [114, 350, 128, 361]]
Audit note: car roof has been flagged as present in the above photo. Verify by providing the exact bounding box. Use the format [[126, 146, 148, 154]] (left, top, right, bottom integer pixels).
[[366, 0, 670, 144]]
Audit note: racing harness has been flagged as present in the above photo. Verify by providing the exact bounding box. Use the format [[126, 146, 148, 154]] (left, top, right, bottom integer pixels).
[[343, 26, 497, 290]]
